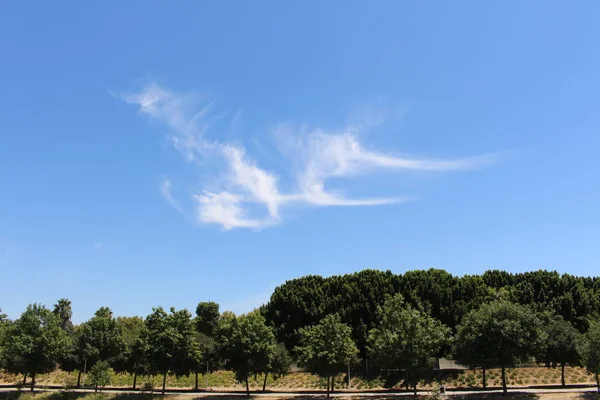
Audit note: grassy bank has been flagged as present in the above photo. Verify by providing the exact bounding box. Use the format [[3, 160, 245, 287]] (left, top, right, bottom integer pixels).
[[0, 390, 599, 400], [0, 367, 597, 392]]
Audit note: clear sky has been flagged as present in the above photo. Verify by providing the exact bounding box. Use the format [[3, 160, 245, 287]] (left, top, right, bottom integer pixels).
[[1, 2, 599, 323]]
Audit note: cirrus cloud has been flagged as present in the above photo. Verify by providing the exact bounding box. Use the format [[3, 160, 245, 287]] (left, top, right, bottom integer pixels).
[[122, 83, 500, 230]]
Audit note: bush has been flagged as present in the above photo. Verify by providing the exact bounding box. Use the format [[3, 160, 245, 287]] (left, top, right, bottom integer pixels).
[[88, 361, 111, 392], [142, 381, 155, 392]]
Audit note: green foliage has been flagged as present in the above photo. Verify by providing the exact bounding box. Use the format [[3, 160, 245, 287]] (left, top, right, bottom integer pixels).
[[144, 306, 200, 393], [270, 343, 292, 379], [112, 317, 148, 379], [0, 303, 71, 389], [52, 299, 74, 335], [453, 300, 546, 393], [195, 302, 220, 336], [368, 294, 450, 393], [71, 307, 125, 373], [217, 311, 276, 394], [88, 360, 111, 391], [265, 269, 600, 357], [295, 313, 358, 393], [539, 314, 583, 385], [581, 321, 600, 392]]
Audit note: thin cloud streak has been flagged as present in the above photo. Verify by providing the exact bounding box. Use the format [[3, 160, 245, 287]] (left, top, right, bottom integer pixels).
[[122, 83, 500, 230], [160, 179, 184, 214]]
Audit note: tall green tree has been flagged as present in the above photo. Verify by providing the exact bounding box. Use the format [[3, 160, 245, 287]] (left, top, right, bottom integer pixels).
[[71, 307, 125, 387], [453, 301, 546, 394], [295, 314, 359, 398], [581, 321, 600, 393], [114, 316, 147, 389], [193, 302, 221, 390], [368, 294, 450, 396], [540, 315, 583, 387], [0, 304, 70, 391], [217, 311, 276, 396], [145, 307, 200, 395]]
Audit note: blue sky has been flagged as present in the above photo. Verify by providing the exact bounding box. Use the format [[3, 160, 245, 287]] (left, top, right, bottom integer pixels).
[[1, 2, 599, 323]]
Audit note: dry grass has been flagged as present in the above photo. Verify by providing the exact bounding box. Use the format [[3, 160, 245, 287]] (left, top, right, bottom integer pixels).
[[0, 366, 597, 392], [0, 391, 599, 400]]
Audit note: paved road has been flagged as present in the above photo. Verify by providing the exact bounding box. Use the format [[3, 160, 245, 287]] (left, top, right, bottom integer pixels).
[[1, 386, 599, 397]]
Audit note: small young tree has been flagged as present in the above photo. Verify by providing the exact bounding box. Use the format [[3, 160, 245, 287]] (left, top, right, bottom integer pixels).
[[218, 311, 276, 396], [581, 321, 600, 393], [453, 301, 546, 394], [540, 316, 583, 387], [262, 343, 292, 392], [369, 294, 450, 396], [88, 360, 111, 392], [295, 314, 359, 398], [0, 304, 70, 391], [194, 332, 221, 391]]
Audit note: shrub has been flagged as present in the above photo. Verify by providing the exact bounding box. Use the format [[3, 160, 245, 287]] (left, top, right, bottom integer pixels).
[[88, 361, 111, 392], [142, 381, 155, 392]]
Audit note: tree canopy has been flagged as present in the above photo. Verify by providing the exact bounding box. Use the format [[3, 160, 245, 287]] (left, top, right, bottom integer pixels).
[[540, 314, 583, 386], [145, 307, 200, 394], [581, 321, 600, 393], [217, 311, 276, 396], [368, 294, 450, 395], [453, 301, 546, 394], [0, 304, 70, 391], [295, 314, 359, 397]]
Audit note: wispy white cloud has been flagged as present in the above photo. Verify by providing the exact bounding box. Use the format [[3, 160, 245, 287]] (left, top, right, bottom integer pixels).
[[160, 179, 184, 214], [121, 83, 500, 230]]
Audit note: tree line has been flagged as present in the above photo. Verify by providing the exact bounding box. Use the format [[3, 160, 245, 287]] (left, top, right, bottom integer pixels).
[[1, 268, 600, 397]]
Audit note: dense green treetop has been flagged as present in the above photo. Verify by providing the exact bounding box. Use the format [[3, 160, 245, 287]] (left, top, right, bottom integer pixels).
[[217, 310, 276, 394], [368, 294, 450, 393], [265, 269, 600, 355], [295, 314, 359, 381], [0, 304, 70, 384], [453, 301, 546, 393], [195, 302, 220, 336]]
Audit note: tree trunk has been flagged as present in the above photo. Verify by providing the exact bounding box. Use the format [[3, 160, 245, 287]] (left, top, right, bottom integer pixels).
[[482, 367, 486, 389], [22, 373, 27, 386], [77, 370, 82, 388], [133, 372, 137, 390], [331, 375, 335, 393], [326, 375, 330, 398], [195, 372, 199, 391], [245, 376, 250, 397], [561, 363, 566, 387], [30, 373, 36, 392], [263, 373, 268, 392], [413, 383, 417, 396], [95, 384, 98, 393], [162, 371, 167, 395], [501, 365, 507, 394]]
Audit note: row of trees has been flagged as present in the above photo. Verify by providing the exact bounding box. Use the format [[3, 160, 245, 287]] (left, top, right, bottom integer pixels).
[[1, 268, 600, 397], [2, 296, 600, 397], [0, 301, 291, 396], [264, 269, 600, 361]]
